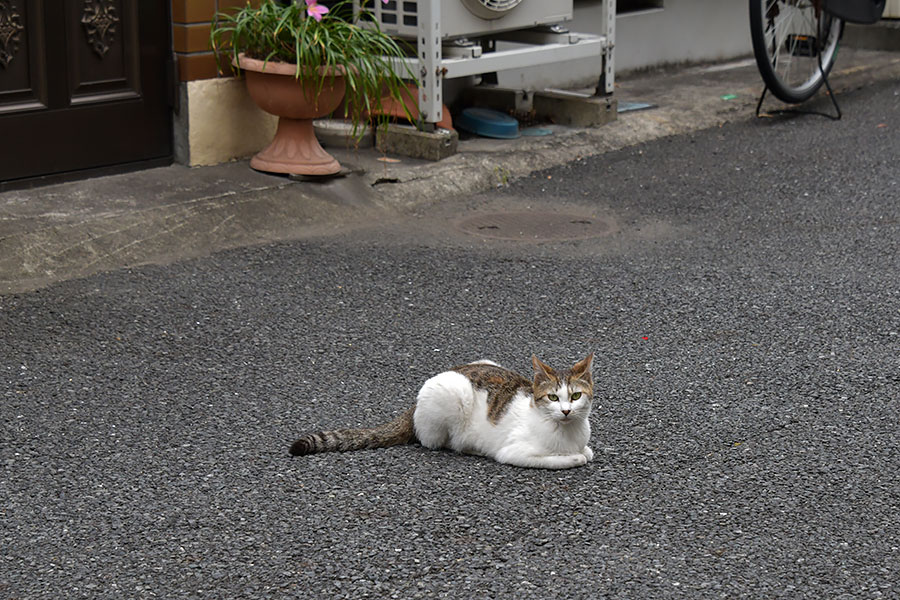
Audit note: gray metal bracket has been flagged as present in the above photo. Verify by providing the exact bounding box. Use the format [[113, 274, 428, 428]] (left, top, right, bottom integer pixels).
[[386, 0, 616, 128]]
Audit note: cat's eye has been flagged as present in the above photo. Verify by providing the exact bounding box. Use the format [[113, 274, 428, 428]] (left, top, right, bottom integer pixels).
[[571, 392, 582, 401], [547, 394, 559, 402]]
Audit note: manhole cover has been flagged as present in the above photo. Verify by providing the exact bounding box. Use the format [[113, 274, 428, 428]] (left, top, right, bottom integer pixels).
[[456, 210, 614, 241]]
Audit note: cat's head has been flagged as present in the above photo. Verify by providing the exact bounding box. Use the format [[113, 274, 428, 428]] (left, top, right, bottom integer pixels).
[[531, 354, 594, 424]]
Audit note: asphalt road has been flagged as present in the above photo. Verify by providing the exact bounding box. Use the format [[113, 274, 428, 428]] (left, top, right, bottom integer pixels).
[[3, 80, 899, 599]]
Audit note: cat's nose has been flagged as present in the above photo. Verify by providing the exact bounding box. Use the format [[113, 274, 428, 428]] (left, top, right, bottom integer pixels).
[[561, 409, 570, 416]]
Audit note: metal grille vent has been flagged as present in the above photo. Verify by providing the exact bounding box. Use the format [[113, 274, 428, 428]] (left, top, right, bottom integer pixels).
[[461, 0, 525, 20]]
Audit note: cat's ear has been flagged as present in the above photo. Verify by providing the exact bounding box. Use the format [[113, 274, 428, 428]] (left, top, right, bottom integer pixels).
[[571, 353, 594, 382], [532, 355, 557, 383]]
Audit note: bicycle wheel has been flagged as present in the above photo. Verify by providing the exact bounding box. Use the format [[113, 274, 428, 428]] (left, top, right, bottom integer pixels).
[[750, 0, 844, 103]]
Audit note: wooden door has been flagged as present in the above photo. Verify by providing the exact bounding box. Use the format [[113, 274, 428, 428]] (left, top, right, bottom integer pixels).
[[0, 0, 172, 186]]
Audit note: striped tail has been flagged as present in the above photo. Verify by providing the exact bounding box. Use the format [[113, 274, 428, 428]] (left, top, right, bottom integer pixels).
[[289, 406, 417, 456]]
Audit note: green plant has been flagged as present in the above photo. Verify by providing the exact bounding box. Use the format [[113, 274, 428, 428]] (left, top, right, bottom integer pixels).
[[494, 165, 510, 187], [211, 0, 414, 132]]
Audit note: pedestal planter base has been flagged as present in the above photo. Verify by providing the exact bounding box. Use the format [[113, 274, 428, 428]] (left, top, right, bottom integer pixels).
[[249, 118, 340, 176]]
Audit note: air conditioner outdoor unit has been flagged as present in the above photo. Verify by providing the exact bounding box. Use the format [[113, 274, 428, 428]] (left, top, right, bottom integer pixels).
[[350, 0, 614, 129], [366, 0, 574, 39]]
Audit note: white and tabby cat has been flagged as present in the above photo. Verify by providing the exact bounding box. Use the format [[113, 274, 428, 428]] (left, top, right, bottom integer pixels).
[[289, 354, 595, 469]]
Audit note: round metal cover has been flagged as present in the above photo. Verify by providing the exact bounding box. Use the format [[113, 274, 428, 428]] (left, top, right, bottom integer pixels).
[[457, 211, 613, 241], [461, 0, 525, 20]]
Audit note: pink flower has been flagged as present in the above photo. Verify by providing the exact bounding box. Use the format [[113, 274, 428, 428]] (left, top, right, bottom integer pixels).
[[305, 0, 329, 21]]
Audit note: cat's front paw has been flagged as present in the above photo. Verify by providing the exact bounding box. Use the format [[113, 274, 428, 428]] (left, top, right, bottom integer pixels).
[[559, 453, 587, 469], [581, 446, 594, 462]]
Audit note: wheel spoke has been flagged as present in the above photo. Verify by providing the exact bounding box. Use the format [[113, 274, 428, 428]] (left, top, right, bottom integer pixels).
[[751, 0, 842, 103]]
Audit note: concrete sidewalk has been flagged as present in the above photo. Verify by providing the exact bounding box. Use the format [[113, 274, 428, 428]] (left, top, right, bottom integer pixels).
[[2, 47, 899, 295]]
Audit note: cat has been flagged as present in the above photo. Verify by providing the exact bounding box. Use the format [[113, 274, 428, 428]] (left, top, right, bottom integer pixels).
[[289, 353, 595, 469]]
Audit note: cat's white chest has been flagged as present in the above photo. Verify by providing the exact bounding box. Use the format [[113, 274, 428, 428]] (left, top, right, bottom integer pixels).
[[413, 369, 593, 469], [505, 398, 590, 452]]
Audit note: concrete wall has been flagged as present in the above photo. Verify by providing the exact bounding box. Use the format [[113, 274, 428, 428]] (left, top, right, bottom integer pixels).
[[886, 0, 900, 17], [610, 0, 753, 72], [498, 0, 753, 90], [174, 79, 277, 167]]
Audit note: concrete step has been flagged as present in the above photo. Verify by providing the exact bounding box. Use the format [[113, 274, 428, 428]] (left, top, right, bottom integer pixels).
[[843, 19, 900, 52]]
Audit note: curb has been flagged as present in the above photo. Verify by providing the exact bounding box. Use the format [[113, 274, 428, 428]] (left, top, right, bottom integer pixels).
[[3, 49, 900, 295]]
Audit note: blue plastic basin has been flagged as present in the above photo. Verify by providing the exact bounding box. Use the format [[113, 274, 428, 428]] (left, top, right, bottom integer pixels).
[[455, 108, 520, 139]]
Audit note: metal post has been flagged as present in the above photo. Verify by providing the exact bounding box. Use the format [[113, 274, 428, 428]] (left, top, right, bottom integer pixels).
[[418, 0, 441, 130], [597, 0, 615, 96]]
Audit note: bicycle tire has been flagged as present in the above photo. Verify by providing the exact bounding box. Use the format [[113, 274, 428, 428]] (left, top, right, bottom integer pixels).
[[750, 0, 844, 103]]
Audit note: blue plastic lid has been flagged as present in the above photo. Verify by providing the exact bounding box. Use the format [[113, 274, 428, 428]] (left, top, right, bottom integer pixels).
[[455, 107, 520, 139]]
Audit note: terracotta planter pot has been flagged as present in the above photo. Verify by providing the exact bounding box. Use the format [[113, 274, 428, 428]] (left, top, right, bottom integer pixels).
[[237, 54, 346, 176]]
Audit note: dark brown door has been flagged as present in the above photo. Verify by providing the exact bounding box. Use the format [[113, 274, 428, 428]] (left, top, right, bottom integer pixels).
[[0, 0, 172, 185]]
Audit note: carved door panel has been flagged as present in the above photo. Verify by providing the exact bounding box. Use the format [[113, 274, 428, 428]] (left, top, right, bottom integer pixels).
[[0, 0, 172, 185]]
